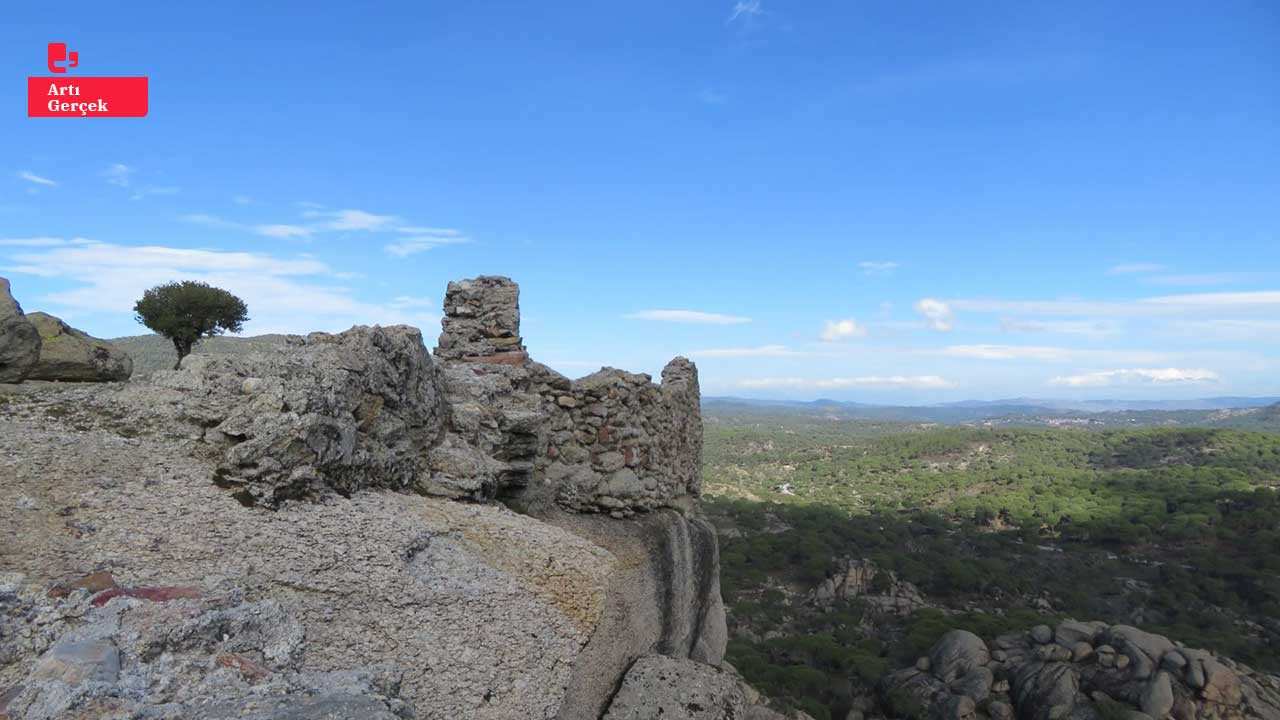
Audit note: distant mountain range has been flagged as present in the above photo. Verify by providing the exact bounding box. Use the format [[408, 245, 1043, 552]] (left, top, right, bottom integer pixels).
[[702, 395, 1280, 431]]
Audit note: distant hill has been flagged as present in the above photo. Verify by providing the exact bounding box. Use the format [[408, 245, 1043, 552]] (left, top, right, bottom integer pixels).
[[110, 334, 292, 377]]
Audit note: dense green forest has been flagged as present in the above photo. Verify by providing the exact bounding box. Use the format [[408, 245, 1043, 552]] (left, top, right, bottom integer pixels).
[[702, 420, 1280, 720]]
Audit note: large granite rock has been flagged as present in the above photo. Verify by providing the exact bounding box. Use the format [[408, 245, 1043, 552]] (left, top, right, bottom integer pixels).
[[880, 622, 1280, 720], [0, 277, 41, 383], [25, 313, 132, 382]]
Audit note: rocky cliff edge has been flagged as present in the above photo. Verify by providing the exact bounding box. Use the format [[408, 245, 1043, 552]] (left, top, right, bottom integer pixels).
[[0, 276, 760, 720]]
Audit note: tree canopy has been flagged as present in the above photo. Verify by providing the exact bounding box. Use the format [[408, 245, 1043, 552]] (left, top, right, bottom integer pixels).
[[133, 281, 248, 369]]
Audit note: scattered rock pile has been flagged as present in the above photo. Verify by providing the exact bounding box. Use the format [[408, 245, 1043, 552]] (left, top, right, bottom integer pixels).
[[880, 623, 1280, 720]]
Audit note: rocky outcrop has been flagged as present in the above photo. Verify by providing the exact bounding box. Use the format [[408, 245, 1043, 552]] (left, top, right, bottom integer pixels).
[[0, 275, 731, 720], [0, 278, 41, 383], [809, 557, 925, 616], [24, 313, 132, 382], [879, 622, 1280, 720]]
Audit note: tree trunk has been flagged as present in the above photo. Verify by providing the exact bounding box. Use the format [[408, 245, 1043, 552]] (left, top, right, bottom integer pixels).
[[172, 339, 193, 370]]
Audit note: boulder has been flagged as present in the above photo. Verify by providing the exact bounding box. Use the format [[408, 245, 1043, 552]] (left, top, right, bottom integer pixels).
[[881, 623, 1280, 720], [25, 312, 132, 382], [929, 630, 990, 684], [0, 277, 41, 383], [602, 655, 746, 720]]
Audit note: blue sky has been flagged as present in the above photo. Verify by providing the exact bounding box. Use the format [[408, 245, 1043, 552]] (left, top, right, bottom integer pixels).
[[4, 1, 1278, 402]]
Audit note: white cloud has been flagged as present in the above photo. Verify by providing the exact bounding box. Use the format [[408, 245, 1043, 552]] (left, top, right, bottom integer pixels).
[[306, 208, 398, 231], [999, 317, 1117, 336], [740, 375, 954, 389], [101, 163, 134, 187], [1142, 290, 1280, 307], [0, 237, 92, 247], [1108, 263, 1166, 274], [254, 224, 312, 239], [951, 291, 1280, 318], [384, 232, 470, 257], [389, 295, 435, 309], [859, 261, 898, 275], [728, 0, 763, 23], [1, 240, 440, 335], [16, 171, 57, 187], [820, 318, 867, 342], [1049, 368, 1220, 387], [942, 344, 1168, 364], [914, 298, 954, 331], [691, 344, 800, 358], [130, 186, 179, 200], [944, 344, 1072, 361], [1142, 273, 1254, 287], [625, 310, 751, 324]]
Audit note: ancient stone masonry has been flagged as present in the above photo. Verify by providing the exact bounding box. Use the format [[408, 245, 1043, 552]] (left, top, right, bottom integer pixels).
[[430, 275, 704, 515]]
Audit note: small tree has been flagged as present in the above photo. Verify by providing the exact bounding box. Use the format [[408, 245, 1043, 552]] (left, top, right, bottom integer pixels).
[[134, 281, 248, 369]]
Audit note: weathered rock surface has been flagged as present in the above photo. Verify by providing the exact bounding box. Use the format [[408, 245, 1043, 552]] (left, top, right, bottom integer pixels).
[[0, 278, 41, 383], [880, 621, 1280, 720], [603, 655, 747, 720], [24, 312, 133, 382], [0, 275, 733, 720]]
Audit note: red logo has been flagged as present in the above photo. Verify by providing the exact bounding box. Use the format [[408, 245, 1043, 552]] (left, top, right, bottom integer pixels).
[[47, 42, 79, 73], [28, 43, 148, 117]]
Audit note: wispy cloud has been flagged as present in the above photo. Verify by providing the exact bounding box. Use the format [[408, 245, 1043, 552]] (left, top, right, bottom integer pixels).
[[130, 186, 179, 201], [691, 344, 800, 358], [914, 298, 954, 331], [942, 344, 1168, 364], [697, 88, 728, 105], [850, 56, 1086, 96], [740, 375, 954, 389], [254, 224, 312, 239], [16, 171, 57, 187], [999, 318, 1118, 337], [384, 231, 470, 257], [0, 237, 92, 247], [1108, 263, 1165, 275], [1049, 368, 1220, 387], [727, 0, 763, 24], [820, 318, 867, 342], [305, 208, 398, 231], [1141, 273, 1258, 287], [101, 163, 134, 187], [625, 310, 751, 324], [859, 261, 898, 276], [950, 290, 1280, 318]]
